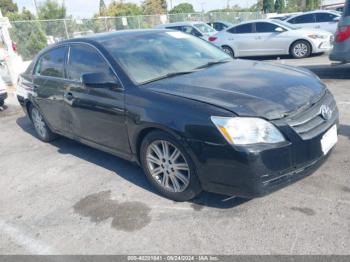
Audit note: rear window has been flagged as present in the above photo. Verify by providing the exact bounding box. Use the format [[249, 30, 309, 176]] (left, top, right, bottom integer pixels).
[[34, 46, 66, 78], [228, 23, 253, 34]]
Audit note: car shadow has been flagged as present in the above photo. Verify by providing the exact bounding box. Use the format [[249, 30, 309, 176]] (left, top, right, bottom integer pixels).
[[339, 124, 350, 140], [303, 63, 350, 80], [16, 116, 248, 209]]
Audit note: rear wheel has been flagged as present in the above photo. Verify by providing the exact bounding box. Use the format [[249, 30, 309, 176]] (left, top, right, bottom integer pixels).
[[290, 40, 311, 58], [222, 45, 235, 58], [0, 100, 4, 107], [29, 105, 57, 142], [140, 131, 201, 201]]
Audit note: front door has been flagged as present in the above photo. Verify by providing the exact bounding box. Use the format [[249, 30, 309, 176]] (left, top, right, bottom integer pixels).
[[254, 22, 288, 55], [64, 44, 131, 155]]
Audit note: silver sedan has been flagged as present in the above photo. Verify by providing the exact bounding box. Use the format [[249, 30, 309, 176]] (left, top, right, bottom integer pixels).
[[209, 19, 333, 58]]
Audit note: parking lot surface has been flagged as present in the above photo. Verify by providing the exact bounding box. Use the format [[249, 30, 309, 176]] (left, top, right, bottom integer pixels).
[[0, 54, 349, 255]]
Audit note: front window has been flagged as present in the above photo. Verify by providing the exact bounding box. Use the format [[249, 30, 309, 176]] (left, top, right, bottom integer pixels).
[[194, 23, 216, 33], [100, 31, 231, 84]]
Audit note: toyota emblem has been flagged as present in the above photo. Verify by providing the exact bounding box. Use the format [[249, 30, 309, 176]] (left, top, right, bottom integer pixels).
[[320, 105, 332, 120]]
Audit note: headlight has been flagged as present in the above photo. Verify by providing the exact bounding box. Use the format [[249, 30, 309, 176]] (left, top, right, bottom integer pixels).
[[308, 34, 327, 39], [211, 116, 285, 145]]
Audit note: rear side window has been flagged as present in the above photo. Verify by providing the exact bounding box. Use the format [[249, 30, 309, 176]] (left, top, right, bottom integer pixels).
[[229, 23, 253, 34], [315, 12, 337, 22], [67, 45, 114, 82], [289, 14, 315, 24], [34, 46, 66, 78], [166, 26, 182, 31], [255, 22, 279, 33]]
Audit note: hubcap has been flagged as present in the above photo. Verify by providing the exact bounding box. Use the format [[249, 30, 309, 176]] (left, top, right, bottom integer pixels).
[[146, 140, 190, 193], [31, 108, 47, 138], [293, 43, 308, 57], [223, 47, 233, 57]]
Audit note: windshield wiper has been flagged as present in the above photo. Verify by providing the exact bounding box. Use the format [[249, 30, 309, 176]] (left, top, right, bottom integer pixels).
[[194, 59, 231, 70], [140, 70, 197, 85]]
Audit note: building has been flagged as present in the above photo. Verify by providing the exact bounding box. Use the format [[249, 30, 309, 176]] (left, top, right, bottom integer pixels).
[[321, 0, 345, 11]]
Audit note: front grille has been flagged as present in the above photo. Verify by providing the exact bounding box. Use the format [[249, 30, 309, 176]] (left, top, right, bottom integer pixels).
[[285, 92, 338, 140]]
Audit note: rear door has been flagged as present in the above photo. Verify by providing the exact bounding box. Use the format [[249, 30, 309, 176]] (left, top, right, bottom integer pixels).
[[32, 45, 68, 132], [226, 23, 255, 56], [64, 43, 130, 154], [314, 12, 339, 33]]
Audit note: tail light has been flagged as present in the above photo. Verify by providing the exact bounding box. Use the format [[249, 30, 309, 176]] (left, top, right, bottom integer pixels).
[[335, 25, 350, 43], [208, 36, 217, 42]]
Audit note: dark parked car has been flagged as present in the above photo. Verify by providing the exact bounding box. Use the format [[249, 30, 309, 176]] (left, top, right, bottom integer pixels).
[[18, 30, 339, 201], [330, 0, 350, 63]]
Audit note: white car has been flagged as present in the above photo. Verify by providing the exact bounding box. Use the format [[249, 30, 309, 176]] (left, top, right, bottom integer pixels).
[[0, 77, 7, 107], [210, 19, 333, 59], [155, 21, 217, 41], [285, 10, 341, 34]]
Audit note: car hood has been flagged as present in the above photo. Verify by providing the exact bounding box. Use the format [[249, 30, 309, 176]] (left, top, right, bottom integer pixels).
[[144, 59, 326, 120]]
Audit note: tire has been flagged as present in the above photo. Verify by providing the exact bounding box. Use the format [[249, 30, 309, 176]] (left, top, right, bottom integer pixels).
[[140, 131, 202, 201], [290, 40, 311, 59], [29, 104, 58, 142], [0, 100, 4, 107], [222, 45, 235, 58]]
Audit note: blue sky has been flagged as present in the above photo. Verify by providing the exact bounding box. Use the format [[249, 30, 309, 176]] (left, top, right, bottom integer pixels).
[[13, 0, 257, 18]]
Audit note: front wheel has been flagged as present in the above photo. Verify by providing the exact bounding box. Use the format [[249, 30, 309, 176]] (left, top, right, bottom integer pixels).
[[290, 40, 311, 59], [140, 131, 202, 201], [29, 105, 57, 142], [222, 45, 235, 58]]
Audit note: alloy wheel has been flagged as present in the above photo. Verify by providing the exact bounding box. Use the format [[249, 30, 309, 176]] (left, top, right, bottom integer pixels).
[[293, 42, 309, 58], [31, 107, 47, 138], [146, 140, 190, 193]]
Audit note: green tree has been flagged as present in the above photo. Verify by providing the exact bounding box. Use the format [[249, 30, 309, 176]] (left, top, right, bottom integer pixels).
[[169, 3, 194, 14], [101, 1, 142, 16], [274, 0, 285, 13], [142, 0, 167, 15], [0, 0, 18, 16], [263, 0, 274, 13], [306, 0, 320, 10], [38, 0, 66, 19], [99, 0, 106, 15], [7, 8, 47, 60]]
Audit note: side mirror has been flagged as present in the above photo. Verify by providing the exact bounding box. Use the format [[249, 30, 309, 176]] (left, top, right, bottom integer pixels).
[[81, 72, 119, 89], [333, 17, 340, 22], [275, 27, 284, 32]]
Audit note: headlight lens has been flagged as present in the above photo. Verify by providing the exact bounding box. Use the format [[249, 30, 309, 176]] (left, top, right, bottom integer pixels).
[[308, 34, 327, 39], [211, 116, 285, 145]]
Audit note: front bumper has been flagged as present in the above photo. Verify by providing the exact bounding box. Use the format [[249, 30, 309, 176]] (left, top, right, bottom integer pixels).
[[189, 93, 339, 198], [312, 38, 333, 53]]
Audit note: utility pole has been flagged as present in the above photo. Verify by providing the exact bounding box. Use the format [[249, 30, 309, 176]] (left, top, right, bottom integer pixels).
[[32, 0, 39, 17]]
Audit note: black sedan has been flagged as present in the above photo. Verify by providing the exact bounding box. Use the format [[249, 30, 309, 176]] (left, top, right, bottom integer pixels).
[[17, 30, 339, 201]]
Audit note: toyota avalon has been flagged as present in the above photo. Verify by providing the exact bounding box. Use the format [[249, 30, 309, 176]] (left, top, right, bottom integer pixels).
[[17, 30, 339, 201]]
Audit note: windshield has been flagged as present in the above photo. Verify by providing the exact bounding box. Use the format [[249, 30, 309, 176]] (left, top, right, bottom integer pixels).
[[272, 19, 299, 30], [101, 31, 231, 84], [194, 23, 216, 33]]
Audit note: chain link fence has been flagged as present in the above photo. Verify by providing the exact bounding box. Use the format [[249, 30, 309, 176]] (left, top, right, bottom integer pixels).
[[9, 11, 264, 60]]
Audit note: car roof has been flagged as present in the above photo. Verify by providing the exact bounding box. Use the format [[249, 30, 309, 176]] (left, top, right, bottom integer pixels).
[[35, 29, 170, 57], [233, 19, 280, 25], [155, 21, 206, 28], [286, 9, 341, 20]]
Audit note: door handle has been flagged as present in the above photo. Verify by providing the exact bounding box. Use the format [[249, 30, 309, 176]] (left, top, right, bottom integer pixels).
[[64, 92, 74, 101]]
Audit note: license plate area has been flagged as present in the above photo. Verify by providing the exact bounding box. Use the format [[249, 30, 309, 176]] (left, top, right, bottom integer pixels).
[[321, 125, 338, 155]]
